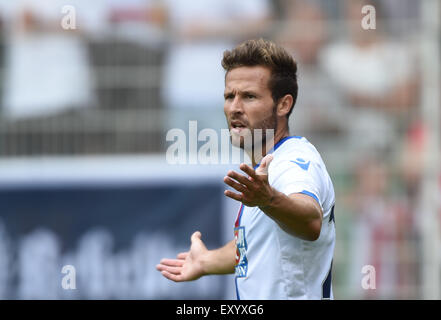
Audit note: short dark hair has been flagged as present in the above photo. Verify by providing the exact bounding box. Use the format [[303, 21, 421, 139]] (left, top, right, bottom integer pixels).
[[221, 38, 298, 118]]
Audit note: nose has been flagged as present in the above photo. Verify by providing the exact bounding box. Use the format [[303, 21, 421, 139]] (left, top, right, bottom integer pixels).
[[229, 95, 244, 115]]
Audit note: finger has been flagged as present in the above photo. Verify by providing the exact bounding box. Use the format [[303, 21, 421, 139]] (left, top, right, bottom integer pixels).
[[256, 154, 274, 175], [224, 190, 243, 202], [227, 170, 253, 188], [160, 270, 183, 282], [239, 163, 257, 179], [157, 265, 182, 275], [158, 258, 185, 267], [224, 176, 247, 193], [177, 252, 188, 260]]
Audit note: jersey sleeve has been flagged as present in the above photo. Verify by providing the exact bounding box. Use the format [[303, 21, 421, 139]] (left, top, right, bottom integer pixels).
[[269, 157, 328, 217]]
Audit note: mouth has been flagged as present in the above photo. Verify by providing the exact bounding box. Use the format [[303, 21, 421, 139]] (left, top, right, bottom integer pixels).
[[230, 120, 247, 134]]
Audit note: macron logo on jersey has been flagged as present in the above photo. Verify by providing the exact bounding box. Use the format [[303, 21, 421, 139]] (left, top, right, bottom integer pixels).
[[291, 158, 310, 171]]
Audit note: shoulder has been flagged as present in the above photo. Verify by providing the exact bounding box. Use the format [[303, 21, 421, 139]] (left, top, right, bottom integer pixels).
[[272, 136, 322, 165], [267, 136, 328, 182]]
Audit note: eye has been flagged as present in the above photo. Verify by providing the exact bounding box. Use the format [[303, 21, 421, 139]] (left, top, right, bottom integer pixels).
[[224, 94, 234, 101], [245, 94, 256, 100]]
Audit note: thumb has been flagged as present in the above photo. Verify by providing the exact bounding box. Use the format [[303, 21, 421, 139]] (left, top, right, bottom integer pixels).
[[191, 231, 202, 243], [256, 154, 274, 175], [190, 231, 207, 252]]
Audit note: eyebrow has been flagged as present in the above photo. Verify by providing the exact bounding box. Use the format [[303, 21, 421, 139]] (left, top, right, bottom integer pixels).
[[242, 90, 259, 96], [224, 89, 259, 98]]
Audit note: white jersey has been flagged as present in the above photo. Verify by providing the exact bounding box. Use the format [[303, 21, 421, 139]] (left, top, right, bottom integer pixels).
[[234, 136, 336, 300]]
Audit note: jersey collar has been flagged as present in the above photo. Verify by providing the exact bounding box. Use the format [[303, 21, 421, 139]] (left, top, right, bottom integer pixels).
[[253, 136, 302, 169]]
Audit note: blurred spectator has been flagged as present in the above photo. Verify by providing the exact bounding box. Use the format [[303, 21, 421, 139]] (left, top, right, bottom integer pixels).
[[399, 117, 441, 250], [277, 0, 346, 155], [400, 119, 426, 201], [320, 0, 420, 156], [1, 0, 95, 119], [347, 157, 416, 298], [161, 0, 272, 131], [107, 0, 168, 47], [89, 0, 168, 113], [322, 0, 422, 298]]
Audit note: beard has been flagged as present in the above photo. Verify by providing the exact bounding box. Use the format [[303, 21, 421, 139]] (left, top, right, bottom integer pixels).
[[228, 103, 277, 151]]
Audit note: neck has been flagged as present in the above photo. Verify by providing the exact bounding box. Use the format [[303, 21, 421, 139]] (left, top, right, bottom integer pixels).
[[247, 128, 289, 168]]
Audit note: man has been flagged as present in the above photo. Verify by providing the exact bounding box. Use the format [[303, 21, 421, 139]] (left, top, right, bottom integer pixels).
[[157, 39, 336, 300]]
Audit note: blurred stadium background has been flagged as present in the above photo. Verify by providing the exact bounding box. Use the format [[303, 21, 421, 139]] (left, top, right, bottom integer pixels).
[[0, 0, 439, 299]]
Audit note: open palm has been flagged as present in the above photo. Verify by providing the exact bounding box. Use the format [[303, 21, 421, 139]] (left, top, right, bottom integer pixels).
[[156, 231, 207, 282]]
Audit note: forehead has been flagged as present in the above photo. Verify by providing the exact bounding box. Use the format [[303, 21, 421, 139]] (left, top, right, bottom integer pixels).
[[224, 66, 271, 92]]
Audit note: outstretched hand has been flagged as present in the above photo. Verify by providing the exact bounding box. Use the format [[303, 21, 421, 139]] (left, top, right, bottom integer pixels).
[[223, 154, 274, 207], [156, 231, 207, 282]]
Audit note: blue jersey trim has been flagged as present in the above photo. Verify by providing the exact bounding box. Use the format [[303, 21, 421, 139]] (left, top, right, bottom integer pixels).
[[235, 277, 240, 300], [238, 204, 245, 225], [272, 135, 301, 152], [299, 190, 320, 205], [322, 260, 333, 299], [253, 136, 302, 169], [329, 205, 335, 224]]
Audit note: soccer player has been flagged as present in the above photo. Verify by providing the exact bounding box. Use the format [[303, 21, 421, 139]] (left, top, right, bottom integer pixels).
[[156, 39, 336, 300]]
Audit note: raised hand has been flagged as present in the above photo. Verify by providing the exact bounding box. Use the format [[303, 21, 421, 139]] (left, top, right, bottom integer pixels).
[[223, 154, 274, 207]]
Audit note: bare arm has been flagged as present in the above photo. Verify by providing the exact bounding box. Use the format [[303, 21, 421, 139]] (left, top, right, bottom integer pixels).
[[156, 232, 235, 282], [349, 79, 419, 113], [177, 17, 271, 42], [259, 192, 322, 241], [201, 238, 236, 275]]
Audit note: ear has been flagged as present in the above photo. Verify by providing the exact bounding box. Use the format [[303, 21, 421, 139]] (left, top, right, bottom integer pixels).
[[276, 94, 294, 117]]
